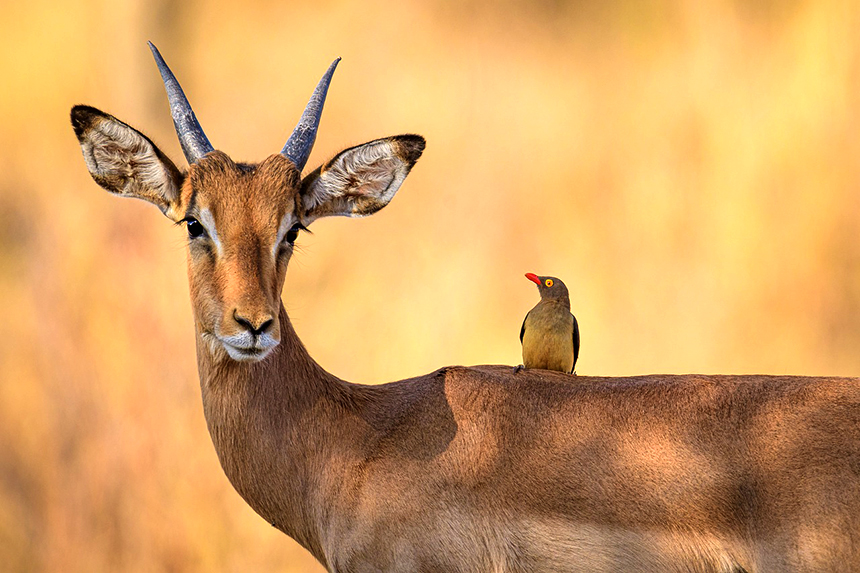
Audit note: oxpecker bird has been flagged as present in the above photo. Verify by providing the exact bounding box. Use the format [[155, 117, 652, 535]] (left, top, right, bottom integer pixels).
[[518, 273, 580, 374]]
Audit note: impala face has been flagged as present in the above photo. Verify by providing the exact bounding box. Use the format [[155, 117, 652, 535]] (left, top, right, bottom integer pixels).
[[181, 152, 302, 361], [72, 45, 424, 363]]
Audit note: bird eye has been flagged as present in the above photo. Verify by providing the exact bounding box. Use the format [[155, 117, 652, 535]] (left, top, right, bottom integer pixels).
[[284, 223, 302, 245], [545, 279, 554, 287], [186, 218, 207, 239]]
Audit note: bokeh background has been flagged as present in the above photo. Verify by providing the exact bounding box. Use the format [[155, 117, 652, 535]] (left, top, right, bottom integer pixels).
[[2, 0, 860, 570]]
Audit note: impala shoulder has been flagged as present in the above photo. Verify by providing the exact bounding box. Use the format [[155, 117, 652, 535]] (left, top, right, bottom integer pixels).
[[435, 366, 509, 410]]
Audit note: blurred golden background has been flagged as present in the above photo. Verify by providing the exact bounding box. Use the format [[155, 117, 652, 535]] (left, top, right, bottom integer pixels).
[[2, 0, 860, 570]]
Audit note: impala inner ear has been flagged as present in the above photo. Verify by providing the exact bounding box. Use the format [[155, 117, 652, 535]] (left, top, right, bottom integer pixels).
[[71, 105, 185, 220], [300, 134, 425, 222]]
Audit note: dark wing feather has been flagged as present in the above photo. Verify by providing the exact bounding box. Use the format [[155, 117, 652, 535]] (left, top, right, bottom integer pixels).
[[571, 313, 580, 373], [520, 312, 529, 344]]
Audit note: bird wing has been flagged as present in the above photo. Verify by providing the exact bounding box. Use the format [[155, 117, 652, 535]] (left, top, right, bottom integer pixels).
[[571, 313, 580, 373], [520, 312, 529, 344]]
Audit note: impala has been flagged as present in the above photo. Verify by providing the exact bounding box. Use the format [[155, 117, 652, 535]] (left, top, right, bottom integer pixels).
[[71, 43, 860, 572]]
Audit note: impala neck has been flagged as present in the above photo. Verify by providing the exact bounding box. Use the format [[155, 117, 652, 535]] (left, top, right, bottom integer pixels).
[[196, 302, 340, 397], [194, 302, 351, 562]]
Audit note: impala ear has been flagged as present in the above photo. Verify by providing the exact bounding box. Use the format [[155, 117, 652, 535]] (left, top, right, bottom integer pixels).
[[71, 105, 185, 221], [299, 134, 425, 223]]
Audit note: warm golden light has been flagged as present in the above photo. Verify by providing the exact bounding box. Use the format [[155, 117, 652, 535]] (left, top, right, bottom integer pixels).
[[1, 0, 859, 570]]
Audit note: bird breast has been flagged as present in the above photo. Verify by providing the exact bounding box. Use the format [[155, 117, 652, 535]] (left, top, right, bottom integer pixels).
[[522, 302, 574, 373]]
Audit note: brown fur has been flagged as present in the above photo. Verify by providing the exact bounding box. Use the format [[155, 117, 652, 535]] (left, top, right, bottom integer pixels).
[[200, 314, 860, 571], [72, 104, 860, 572]]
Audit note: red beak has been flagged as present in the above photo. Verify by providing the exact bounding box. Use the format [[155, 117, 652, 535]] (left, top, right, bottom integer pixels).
[[525, 273, 541, 285]]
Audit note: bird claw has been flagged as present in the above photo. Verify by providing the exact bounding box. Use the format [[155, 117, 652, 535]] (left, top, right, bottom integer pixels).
[[513, 364, 525, 374]]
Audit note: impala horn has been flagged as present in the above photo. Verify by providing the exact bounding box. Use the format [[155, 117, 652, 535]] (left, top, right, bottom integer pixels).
[[148, 41, 214, 165], [281, 58, 340, 172]]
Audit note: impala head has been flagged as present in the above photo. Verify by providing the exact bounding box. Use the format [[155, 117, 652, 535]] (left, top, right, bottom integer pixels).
[[72, 43, 424, 362]]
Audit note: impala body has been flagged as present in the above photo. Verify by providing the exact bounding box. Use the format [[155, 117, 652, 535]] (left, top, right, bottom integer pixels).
[[72, 44, 860, 572]]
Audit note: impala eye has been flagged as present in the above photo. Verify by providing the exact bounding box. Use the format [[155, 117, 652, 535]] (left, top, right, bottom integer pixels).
[[185, 218, 206, 239], [285, 223, 303, 245]]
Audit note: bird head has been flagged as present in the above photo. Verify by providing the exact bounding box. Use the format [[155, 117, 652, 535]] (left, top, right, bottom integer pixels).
[[525, 273, 570, 302]]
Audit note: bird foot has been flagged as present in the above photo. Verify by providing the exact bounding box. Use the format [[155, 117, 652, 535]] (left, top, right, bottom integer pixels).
[[513, 364, 525, 374]]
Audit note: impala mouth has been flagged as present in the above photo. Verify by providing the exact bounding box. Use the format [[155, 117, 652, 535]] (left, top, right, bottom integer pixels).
[[219, 334, 279, 362], [223, 343, 273, 362]]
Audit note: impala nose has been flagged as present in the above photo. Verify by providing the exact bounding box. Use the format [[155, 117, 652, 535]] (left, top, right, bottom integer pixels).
[[233, 310, 274, 336]]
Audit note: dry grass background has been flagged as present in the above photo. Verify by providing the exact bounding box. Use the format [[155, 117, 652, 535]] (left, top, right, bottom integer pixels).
[[2, 0, 860, 570]]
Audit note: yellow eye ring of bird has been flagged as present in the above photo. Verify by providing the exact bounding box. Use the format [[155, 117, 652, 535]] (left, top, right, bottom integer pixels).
[[545, 279, 554, 287]]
